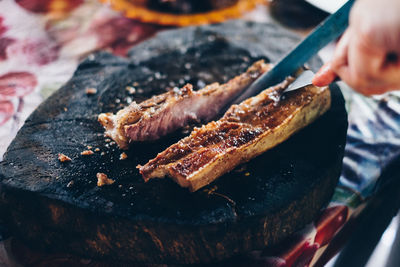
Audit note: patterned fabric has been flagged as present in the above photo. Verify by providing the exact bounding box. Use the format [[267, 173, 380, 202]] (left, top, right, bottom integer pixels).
[[1, 0, 400, 266], [0, 0, 160, 158]]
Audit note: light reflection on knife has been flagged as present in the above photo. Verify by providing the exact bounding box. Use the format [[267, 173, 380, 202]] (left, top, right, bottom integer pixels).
[[283, 70, 316, 93]]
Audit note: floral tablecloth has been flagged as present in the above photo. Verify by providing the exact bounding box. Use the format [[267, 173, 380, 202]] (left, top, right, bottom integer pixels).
[[1, 1, 400, 266]]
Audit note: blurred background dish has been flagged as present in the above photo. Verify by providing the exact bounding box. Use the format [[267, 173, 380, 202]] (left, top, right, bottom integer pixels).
[[99, 0, 265, 26], [269, 0, 329, 29]]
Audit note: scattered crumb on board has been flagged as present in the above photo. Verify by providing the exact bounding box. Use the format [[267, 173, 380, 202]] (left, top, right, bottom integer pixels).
[[85, 88, 97, 95], [81, 150, 94, 156], [120, 152, 128, 160], [58, 153, 71, 162], [97, 173, 115, 187]]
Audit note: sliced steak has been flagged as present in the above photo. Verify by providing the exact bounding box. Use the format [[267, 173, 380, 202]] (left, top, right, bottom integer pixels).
[[138, 79, 331, 191], [98, 60, 271, 149]]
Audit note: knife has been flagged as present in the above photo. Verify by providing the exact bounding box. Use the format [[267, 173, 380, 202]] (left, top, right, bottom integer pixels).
[[233, 0, 355, 104]]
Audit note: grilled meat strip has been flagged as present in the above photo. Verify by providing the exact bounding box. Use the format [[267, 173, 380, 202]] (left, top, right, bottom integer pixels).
[[98, 60, 271, 149], [138, 79, 331, 192]]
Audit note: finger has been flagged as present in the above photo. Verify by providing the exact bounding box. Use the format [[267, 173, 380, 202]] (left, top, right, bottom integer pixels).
[[346, 32, 386, 88], [333, 55, 400, 95], [345, 52, 400, 91], [331, 29, 351, 71], [334, 65, 352, 86], [335, 31, 389, 91], [336, 65, 382, 93], [330, 30, 353, 88], [312, 62, 337, 87]]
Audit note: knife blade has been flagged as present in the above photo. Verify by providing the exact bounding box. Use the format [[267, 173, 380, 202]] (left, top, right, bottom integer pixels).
[[283, 70, 315, 93], [233, 0, 355, 104]]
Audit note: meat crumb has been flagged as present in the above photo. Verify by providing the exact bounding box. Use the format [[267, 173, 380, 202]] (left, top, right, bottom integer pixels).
[[95, 148, 100, 152], [58, 153, 71, 162], [120, 152, 128, 160], [81, 150, 94, 156], [97, 173, 115, 187], [85, 88, 97, 95]]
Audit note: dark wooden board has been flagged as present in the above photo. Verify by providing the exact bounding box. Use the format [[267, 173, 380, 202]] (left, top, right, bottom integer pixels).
[[0, 20, 347, 264]]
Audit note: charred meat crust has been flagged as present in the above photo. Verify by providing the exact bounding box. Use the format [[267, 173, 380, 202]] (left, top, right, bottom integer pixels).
[[138, 79, 331, 192]]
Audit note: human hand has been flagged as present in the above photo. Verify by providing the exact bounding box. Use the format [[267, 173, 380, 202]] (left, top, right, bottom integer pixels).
[[312, 0, 400, 95]]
